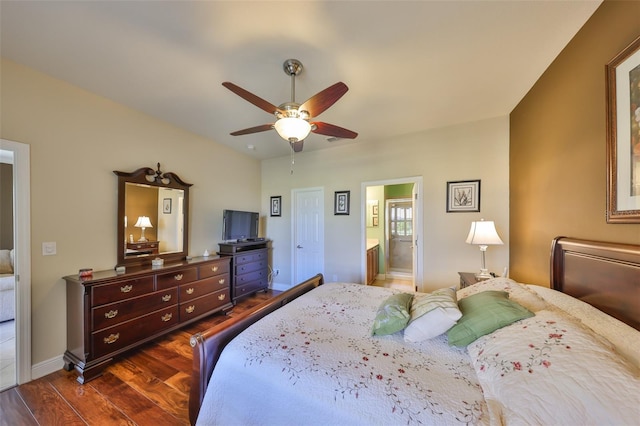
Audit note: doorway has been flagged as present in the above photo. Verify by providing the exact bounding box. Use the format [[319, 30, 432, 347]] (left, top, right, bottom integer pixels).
[[0, 139, 31, 390], [362, 177, 423, 292], [292, 187, 325, 284]]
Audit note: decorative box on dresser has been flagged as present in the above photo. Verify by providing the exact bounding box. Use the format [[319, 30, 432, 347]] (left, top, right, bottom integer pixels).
[[63, 256, 232, 384], [218, 240, 270, 303]]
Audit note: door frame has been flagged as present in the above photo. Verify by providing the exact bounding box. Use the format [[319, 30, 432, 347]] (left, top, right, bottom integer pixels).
[[361, 176, 423, 291], [0, 138, 32, 385], [291, 187, 325, 285]]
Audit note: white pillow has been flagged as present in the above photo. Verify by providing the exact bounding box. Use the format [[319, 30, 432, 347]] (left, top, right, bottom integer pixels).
[[404, 287, 462, 342]]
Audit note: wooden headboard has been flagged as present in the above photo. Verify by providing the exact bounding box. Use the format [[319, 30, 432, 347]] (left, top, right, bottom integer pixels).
[[551, 237, 640, 331]]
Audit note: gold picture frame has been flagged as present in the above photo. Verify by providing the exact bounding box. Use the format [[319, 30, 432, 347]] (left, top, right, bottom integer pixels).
[[606, 35, 640, 223]]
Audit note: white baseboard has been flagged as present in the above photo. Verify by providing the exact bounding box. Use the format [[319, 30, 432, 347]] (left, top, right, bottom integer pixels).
[[31, 354, 64, 380], [271, 281, 290, 292]]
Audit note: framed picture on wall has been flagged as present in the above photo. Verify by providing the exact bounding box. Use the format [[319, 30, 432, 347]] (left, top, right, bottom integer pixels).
[[270, 196, 281, 217], [163, 198, 172, 214], [606, 35, 640, 223], [334, 190, 350, 215], [446, 180, 480, 212]]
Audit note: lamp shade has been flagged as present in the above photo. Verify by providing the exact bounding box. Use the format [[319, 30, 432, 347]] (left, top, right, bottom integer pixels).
[[274, 117, 312, 141], [134, 216, 153, 229], [465, 220, 503, 245]]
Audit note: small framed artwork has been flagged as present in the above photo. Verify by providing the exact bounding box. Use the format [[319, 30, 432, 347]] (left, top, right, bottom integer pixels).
[[606, 35, 640, 223], [372, 216, 379, 227], [446, 180, 480, 212], [163, 198, 172, 214], [270, 196, 281, 217], [334, 190, 350, 215]]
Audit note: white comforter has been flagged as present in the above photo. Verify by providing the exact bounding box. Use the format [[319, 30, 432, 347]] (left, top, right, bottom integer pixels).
[[197, 282, 488, 425], [197, 279, 640, 425]]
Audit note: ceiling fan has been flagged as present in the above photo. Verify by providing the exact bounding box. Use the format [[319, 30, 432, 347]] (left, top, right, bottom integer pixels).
[[222, 59, 358, 153]]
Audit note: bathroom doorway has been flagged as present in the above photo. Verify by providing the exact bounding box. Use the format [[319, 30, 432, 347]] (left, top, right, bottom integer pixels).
[[362, 176, 423, 292]]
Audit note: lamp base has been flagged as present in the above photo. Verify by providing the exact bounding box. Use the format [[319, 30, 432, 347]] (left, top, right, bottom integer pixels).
[[475, 269, 493, 279], [138, 237, 148, 242]]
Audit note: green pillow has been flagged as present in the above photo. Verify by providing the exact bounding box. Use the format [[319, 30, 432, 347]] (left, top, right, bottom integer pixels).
[[447, 290, 534, 347], [372, 293, 414, 336]]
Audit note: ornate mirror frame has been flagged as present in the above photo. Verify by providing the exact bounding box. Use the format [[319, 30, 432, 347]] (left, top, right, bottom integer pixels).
[[114, 163, 192, 267]]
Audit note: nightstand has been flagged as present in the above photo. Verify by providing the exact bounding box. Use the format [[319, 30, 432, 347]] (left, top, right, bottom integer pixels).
[[458, 272, 490, 289], [126, 240, 159, 256]]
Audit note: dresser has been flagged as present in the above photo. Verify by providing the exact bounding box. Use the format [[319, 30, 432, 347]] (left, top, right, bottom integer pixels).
[[125, 240, 159, 256], [63, 256, 232, 384], [218, 240, 270, 303]]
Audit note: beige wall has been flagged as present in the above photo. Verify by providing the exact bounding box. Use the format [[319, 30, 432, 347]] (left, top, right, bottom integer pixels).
[[0, 59, 262, 369], [262, 116, 510, 292], [510, 0, 640, 286]]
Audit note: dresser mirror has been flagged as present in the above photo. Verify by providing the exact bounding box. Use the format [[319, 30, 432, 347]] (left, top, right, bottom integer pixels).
[[114, 164, 192, 267]]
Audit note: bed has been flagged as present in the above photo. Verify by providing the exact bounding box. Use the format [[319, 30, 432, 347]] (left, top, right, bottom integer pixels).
[[189, 237, 640, 425]]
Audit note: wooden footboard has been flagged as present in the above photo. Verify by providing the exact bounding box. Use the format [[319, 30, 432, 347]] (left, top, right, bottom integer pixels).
[[188, 273, 324, 425]]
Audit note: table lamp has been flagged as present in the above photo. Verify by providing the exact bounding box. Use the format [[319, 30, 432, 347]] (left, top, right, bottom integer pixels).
[[134, 216, 153, 242], [465, 219, 503, 279]]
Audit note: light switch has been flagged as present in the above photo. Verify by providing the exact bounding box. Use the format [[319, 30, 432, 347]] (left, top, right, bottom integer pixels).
[[42, 242, 57, 256]]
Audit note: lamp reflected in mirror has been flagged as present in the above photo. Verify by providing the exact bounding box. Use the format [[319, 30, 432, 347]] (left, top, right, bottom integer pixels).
[[134, 216, 153, 242]]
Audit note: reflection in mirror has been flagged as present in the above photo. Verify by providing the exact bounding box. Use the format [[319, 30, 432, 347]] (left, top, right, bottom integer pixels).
[[124, 183, 185, 256], [115, 164, 192, 267]]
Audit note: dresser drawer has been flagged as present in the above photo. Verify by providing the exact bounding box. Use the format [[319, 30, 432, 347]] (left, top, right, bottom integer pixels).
[[92, 276, 154, 306], [236, 268, 267, 285], [92, 288, 178, 330], [236, 259, 267, 275], [179, 275, 229, 302], [198, 260, 229, 279], [235, 249, 267, 265], [157, 267, 198, 290], [92, 306, 179, 358], [235, 277, 268, 299], [179, 289, 230, 321]]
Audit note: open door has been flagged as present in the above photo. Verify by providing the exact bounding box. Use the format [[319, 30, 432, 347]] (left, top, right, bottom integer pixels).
[[362, 177, 422, 291]]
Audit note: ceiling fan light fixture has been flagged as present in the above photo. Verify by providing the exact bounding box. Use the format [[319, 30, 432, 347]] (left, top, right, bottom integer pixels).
[[274, 117, 311, 142]]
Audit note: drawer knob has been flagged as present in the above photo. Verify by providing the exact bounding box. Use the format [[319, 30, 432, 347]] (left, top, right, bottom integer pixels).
[[218, 294, 226, 301], [186, 288, 194, 295], [162, 294, 172, 302], [185, 305, 195, 314], [120, 284, 133, 293], [161, 313, 173, 322], [218, 278, 225, 285], [104, 333, 119, 344], [212, 266, 219, 272], [105, 310, 118, 319], [174, 274, 184, 281]]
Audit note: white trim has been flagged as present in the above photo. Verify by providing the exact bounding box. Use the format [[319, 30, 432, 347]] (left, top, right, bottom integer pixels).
[[31, 355, 64, 380], [361, 176, 423, 292], [0, 138, 32, 385]]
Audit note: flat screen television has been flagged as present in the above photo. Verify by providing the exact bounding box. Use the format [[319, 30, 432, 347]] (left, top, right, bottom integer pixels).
[[222, 209, 259, 242]]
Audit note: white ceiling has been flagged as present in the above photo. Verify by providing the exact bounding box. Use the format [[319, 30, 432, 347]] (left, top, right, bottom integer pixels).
[[0, 1, 601, 160]]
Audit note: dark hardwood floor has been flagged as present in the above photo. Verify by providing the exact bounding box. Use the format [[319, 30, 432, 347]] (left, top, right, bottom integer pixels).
[[0, 290, 279, 426]]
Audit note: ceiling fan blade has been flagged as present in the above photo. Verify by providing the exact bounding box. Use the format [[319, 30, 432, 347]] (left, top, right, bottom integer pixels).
[[222, 82, 284, 115], [299, 82, 348, 117], [311, 122, 358, 139], [230, 124, 274, 136], [290, 140, 304, 152]]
